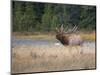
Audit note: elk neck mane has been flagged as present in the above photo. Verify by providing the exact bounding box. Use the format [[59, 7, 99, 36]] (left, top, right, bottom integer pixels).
[[56, 33, 70, 45]]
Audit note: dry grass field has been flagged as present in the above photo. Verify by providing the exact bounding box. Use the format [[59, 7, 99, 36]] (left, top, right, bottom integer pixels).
[[12, 32, 96, 41], [12, 44, 96, 73]]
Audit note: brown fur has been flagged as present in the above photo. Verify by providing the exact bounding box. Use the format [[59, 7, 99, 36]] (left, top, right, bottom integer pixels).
[[56, 33, 69, 45], [56, 33, 83, 45]]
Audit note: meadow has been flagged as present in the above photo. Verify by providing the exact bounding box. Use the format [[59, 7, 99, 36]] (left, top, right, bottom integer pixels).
[[11, 32, 96, 74], [12, 45, 95, 73]]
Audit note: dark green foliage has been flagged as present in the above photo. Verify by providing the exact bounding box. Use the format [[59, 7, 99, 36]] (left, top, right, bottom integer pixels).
[[12, 1, 96, 32], [42, 4, 53, 31]]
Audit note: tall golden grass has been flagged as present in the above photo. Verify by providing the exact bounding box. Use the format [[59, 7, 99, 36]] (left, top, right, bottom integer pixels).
[[12, 45, 95, 73]]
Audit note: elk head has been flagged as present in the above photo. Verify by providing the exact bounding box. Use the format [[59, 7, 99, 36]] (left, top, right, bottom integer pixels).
[[56, 24, 83, 46]]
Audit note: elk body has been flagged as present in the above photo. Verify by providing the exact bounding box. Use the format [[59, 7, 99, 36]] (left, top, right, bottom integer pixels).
[[56, 24, 83, 46]]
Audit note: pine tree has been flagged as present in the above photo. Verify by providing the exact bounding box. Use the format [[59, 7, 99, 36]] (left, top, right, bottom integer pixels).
[[13, 1, 24, 32], [22, 2, 36, 32], [42, 4, 53, 31], [12, 1, 96, 32], [79, 6, 96, 30]]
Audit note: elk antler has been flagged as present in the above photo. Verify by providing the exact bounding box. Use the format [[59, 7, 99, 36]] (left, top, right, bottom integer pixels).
[[71, 25, 78, 32], [63, 25, 68, 32], [56, 27, 59, 33], [60, 24, 64, 32], [56, 24, 78, 34], [60, 24, 64, 33], [65, 25, 78, 34]]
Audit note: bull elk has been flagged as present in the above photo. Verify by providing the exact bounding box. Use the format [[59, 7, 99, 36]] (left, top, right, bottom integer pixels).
[[56, 24, 83, 46]]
